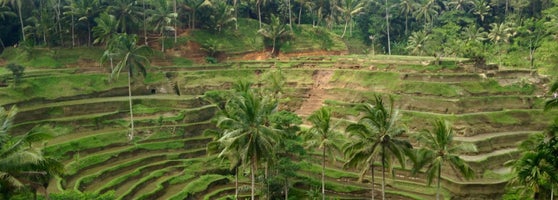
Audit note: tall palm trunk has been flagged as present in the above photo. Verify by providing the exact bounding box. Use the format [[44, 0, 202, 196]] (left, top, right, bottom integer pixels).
[[174, 0, 177, 43], [322, 147, 326, 200], [127, 70, 135, 141], [436, 164, 442, 200], [385, 0, 391, 55], [257, 2, 262, 28], [143, 0, 148, 45], [371, 164, 375, 200], [235, 167, 239, 199], [71, 14, 75, 47], [381, 146, 386, 200], [341, 18, 349, 38], [298, 5, 302, 24], [251, 155, 257, 200], [17, 3, 25, 41]]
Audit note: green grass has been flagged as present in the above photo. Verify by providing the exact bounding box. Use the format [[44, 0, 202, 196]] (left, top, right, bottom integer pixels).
[[169, 174, 229, 200]]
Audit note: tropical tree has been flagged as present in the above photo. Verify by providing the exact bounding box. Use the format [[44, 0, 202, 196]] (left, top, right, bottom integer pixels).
[[146, 0, 177, 52], [207, 0, 236, 32], [183, 0, 212, 29], [300, 107, 344, 200], [0, 107, 64, 199], [414, 0, 440, 25], [107, 0, 142, 33], [488, 22, 513, 65], [216, 85, 281, 200], [102, 34, 152, 141], [93, 12, 119, 46], [399, 0, 417, 35], [258, 14, 291, 56], [1, 0, 27, 41], [448, 0, 473, 11], [472, 0, 490, 22], [335, 0, 365, 38], [462, 25, 487, 42], [344, 95, 412, 200], [407, 30, 430, 56], [412, 120, 476, 200], [0, 5, 16, 48]]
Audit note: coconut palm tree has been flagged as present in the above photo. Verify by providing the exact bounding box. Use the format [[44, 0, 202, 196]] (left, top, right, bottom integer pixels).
[[344, 95, 412, 200], [1, 0, 27, 41], [107, 0, 142, 33], [103, 34, 152, 141], [258, 14, 291, 56], [407, 30, 430, 56], [462, 25, 487, 42], [414, 0, 440, 26], [0, 6, 15, 49], [146, 0, 177, 52], [217, 86, 281, 200], [399, 0, 417, 35], [471, 0, 490, 22], [93, 12, 119, 46], [335, 0, 365, 38], [0, 107, 64, 199], [510, 149, 558, 199], [448, 0, 473, 11], [301, 107, 344, 200], [412, 120, 476, 200], [183, 0, 211, 29]]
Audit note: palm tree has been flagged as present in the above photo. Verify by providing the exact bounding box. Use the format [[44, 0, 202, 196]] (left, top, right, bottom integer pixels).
[[1, 0, 27, 41], [295, 0, 312, 24], [462, 25, 487, 42], [399, 0, 417, 35], [335, 0, 365, 38], [217, 87, 281, 200], [146, 0, 177, 52], [103, 34, 152, 141], [107, 0, 142, 33], [208, 1, 236, 32], [412, 120, 476, 200], [344, 95, 412, 200], [0, 6, 16, 49], [448, 0, 473, 11], [183, 0, 211, 29], [471, 0, 490, 22], [510, 149, 558, 199], [301, 107, 344, 200], [93, 12, 119, 46], [407, 30, 430, 56], [258, 14, 291, 56], [413, 0, 440, 26], [488, 22, 512, 65], [0, 107, 64, 199]]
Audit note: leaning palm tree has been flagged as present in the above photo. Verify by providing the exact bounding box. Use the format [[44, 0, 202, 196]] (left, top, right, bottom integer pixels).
[[335, 0, 365, 38], [1, 0, 27, 41], [407, 30, 430, 56], [146, 0, 177, 52], [412, 120, 476, 200], [344, 95, 412, 200], [398, 0, 417, 35], [217, 87, 281, 200], [413, 0, 440, 26], [301, 107, 344, 200], [102, 34, 152, 141]]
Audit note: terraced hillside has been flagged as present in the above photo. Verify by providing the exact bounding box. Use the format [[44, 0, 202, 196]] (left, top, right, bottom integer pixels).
[[3, 55, 554, 199]]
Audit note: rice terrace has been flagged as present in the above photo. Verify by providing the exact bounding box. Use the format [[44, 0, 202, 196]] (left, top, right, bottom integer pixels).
[[1, 0, 558, 200]]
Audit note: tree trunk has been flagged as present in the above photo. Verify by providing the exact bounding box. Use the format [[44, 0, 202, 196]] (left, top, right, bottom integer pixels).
[[288, 0, 293, 30], [341, 19, 348, 38], [405, 15, 408, 35], [298, 5, 302, 25], [71, 14, 75, 47], [258, 2, 262, 28], [234, 0, 238, 30], [385, 0, 391, 55], [127, 70, 135, 141], [193, 10, 196, 29], [235, 167, 239, 199], [322, 147, 326, 200], [436, 164, 442, 200], [88, 22, 92, 46], [381, 146, 386, 200], [174, 0, 178, 43], [143, 0, 148, 45], [17, 4, 25, 41], [251, 155, 256, 200], [371, 164, 375, 200], [284, 180, 288, 200]]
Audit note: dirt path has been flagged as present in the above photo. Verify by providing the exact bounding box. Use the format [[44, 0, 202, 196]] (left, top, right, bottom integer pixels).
[[296, 70, 333, 116]]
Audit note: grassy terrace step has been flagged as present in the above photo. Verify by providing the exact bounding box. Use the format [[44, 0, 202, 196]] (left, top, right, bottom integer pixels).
[[455, 131, 536, 155], [126, 167, 185, 200], [75, 143, 209, 192], [14, 95, 205, 123], [326, 91, 542, 114], [168, 174, 230, 200], [63, 140, 207, 189], [115, 163, 185, 199], [46, 122, 212, 161]]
